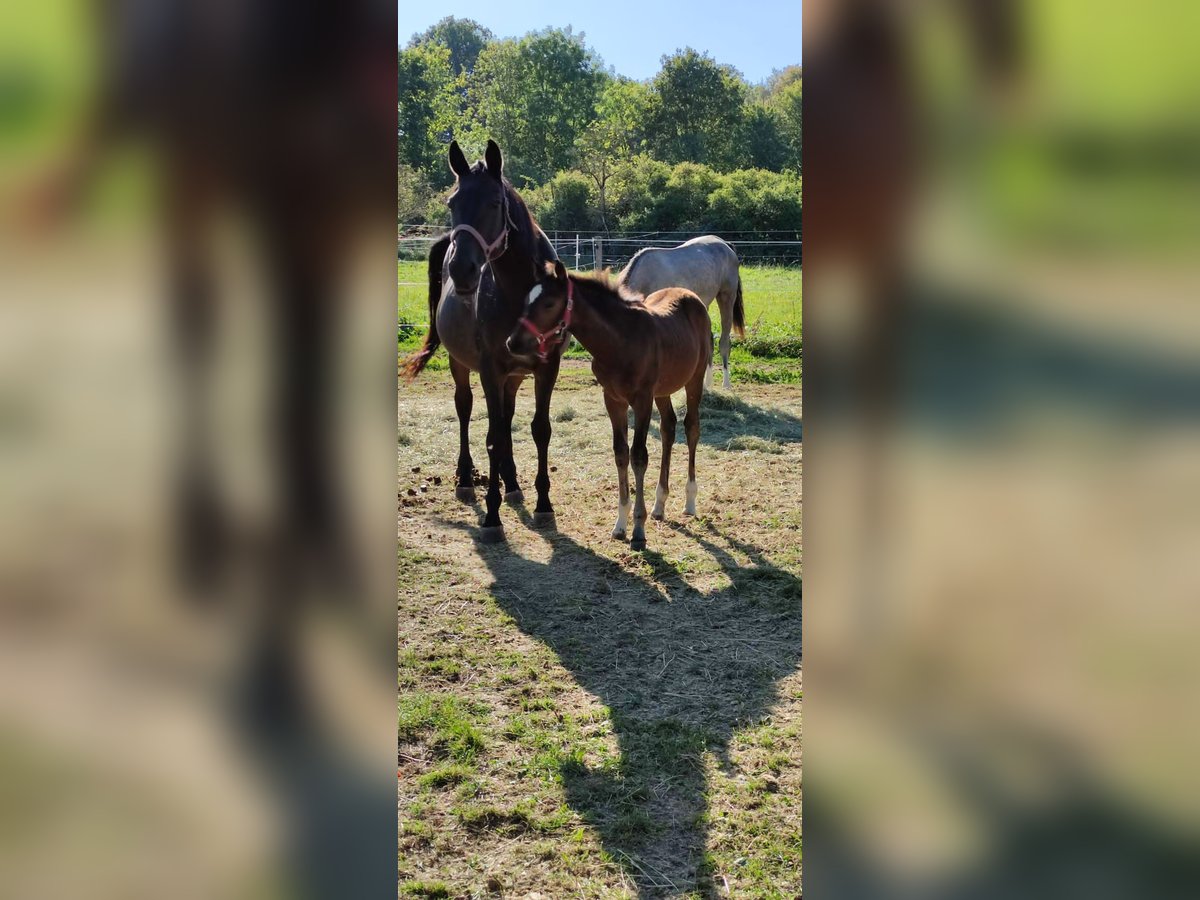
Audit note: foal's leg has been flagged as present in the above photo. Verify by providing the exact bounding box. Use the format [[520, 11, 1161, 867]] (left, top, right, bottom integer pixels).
[[501, 375, 523, 502], [530, 353, 561, 527], [683, 377, 703, 516], [450, 358, 476, 502], [628, 394, 654, 550], [651, 395, 676, 520], [604, 393, 631, 540]]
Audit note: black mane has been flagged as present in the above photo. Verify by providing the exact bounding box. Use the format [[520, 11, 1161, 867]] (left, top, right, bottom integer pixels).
[[464, 160, 541, 260]]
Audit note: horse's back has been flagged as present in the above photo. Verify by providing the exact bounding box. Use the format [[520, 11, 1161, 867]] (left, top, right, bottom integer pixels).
[[641, 288, 711, 392], [620, 236, 738, 303], [644, 288, 712, 344]]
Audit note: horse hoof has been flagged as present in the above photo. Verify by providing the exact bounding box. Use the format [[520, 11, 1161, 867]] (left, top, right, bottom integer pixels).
[[478, 525, 506, 544], [455, 486, 476, 503], [611, 529, 626, 541], [650, 510, 665, 521], [630, 537, 647, 551], [505, 490, 525, 504], [532, 511, 557, 530]]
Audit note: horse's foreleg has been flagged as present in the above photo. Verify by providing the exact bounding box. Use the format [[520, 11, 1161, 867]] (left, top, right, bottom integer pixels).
[[531, 357, 560, 527], [652, 395, 676, 520], [478, 367, 507, 540], [629, 395, 654, 550], [684, 379, 703, 516], [450, 359, 475, 502], [501, 375, 523, 502], [605, 393, 631, 540]]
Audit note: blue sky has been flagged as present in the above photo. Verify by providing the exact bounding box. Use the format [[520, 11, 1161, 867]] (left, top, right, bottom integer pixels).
[[398, 0, 802, 85]]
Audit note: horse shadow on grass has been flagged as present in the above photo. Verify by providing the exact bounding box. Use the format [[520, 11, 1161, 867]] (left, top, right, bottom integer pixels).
[[439, 508, 802, 898], [645, 390, 803, 451]]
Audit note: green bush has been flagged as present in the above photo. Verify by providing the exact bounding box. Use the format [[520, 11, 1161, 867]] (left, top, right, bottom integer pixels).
[[607, 155, 672, 231], [708, 168, 802, 232], [525, 171, 600, 231], [657, 162, 722, 231]]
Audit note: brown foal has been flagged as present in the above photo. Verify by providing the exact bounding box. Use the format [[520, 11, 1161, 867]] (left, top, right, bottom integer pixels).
[[507, 261, 712, 550]]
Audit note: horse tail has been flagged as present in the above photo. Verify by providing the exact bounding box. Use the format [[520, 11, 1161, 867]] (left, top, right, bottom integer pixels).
[[732, 275, 746, 337], [400, 235, 450, 381]]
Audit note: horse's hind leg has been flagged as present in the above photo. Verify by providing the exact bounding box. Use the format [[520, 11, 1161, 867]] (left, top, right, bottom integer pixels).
[[683, 377, 703, 516], [716, 293, 733, 390], [450, 358, 476, 502], [501, 375, 524, 503], [652, 395, 676, 520]]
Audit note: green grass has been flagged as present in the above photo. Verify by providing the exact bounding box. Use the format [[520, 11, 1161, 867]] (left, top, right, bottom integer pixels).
[[398, 693, 488, 764], [399, 261, 801, 381], [398, 375, 802, 896]]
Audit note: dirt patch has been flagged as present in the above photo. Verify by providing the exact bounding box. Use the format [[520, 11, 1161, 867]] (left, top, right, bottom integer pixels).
[[399, 368, 801, 898]]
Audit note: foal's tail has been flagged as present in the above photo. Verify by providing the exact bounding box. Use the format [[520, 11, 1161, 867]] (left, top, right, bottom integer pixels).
[[732, 275, 745, 337], [400, 235, 450, 381]]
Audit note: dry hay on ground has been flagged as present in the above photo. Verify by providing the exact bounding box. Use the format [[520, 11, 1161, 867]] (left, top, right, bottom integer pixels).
[[399, 362, 801, 898]]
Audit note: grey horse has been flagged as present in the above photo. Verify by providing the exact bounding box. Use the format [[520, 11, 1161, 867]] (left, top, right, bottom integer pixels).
[[617, 235, 745, 389]]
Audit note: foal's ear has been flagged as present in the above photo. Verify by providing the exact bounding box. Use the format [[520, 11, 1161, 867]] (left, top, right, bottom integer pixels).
[[448, 141, 470, 178], [485, 140, 503, 180], [553, 260, 568, 284]]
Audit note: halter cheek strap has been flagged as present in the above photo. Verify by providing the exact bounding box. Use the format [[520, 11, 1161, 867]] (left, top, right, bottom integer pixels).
[[518, 280, 573, 362]]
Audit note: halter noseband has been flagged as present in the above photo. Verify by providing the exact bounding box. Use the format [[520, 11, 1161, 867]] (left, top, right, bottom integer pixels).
[[518, 279, 573, 362], [449, 191, 512, 262]]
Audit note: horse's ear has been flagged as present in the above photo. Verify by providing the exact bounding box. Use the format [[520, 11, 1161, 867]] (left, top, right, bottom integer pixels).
[[485, 140, 503, 180], [553, 260, 568, 284], [448, 141, 470, 178], [542, 260, 557, 280]]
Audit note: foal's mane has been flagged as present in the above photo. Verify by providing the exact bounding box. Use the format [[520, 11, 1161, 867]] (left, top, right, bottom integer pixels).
[[569, 269, 645, 314]]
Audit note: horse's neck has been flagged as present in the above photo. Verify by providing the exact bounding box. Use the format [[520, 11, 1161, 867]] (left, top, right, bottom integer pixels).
[[567, 282, 625, 363], [488, 206, 538, 303]]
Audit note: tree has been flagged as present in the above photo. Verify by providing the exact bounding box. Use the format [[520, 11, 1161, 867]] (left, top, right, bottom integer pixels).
[[409, 17, 494, 77], [763, 67, 802, 173], [743, 104, 789, 171], [594, 78, 654, 159], [573, 120, 621, 232], [467, 28, 606, 185], [763, 65, 803, 100], [647, 49, 748, 171], [398, 43, 455, 181]]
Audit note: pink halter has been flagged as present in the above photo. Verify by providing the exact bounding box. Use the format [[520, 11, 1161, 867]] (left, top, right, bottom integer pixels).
[[518, 279, 573, 362], [448, 192, 511, 262]]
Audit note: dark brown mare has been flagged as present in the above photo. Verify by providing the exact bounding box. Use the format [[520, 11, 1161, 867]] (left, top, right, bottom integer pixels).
[[401, 141, 563, 542], [507, 261, 712, 551]]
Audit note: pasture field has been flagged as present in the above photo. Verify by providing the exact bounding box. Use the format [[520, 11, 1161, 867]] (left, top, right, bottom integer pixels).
[[399, 262, 802, 384], [398, 363, 802, 898]]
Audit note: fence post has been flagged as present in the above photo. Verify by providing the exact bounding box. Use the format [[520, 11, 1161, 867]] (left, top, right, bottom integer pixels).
[[575, 234, 580, 269], [595, 237, 603, 271]]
